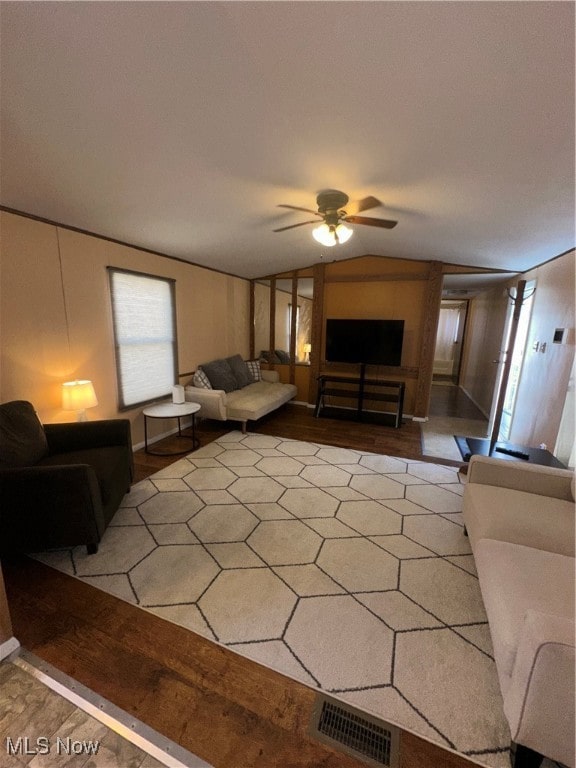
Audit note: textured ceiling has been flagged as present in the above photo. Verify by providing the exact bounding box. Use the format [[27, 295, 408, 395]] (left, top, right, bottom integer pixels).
[[1, 1, 574, 280]]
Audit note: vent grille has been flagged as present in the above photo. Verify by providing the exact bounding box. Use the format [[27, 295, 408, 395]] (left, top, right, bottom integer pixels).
[[311, 696, 399, 767]]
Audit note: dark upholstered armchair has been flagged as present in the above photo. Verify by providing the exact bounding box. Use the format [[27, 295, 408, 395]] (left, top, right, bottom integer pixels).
[[0, 400, 133, 555]]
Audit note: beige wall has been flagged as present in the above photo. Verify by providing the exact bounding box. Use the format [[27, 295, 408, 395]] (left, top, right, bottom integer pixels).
[[508, 251, 575, 451], [0, 212, 250, 445], [321, 256, 430, 416], [459, 250, 575, 458]]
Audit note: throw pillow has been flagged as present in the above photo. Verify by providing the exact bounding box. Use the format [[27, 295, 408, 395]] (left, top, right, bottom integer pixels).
[[275, 349, 291, 363], [259, 350, 281, 364], [246, 359, 262, 382], [193, 368, 213, 389], [200, 359, 238, 393], [226, 355, 253, 388], [0, 400, 49, 468]]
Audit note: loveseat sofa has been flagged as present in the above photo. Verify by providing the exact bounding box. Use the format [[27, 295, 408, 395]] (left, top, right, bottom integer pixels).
[[185, 355, 297, 432], [463, 455, 575, 768]]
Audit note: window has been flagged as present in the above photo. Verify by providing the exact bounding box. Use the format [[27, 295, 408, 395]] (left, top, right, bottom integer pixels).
[[108, 268, 178, 409]]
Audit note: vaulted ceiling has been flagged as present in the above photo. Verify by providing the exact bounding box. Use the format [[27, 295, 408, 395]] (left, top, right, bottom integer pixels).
[[1, 1, 574, 280]]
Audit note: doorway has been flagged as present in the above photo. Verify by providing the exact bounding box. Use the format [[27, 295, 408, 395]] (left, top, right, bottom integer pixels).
[[432, 301, 468, 383]]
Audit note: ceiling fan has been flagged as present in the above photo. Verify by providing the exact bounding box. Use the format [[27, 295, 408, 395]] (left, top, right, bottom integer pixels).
[[273, 189, 397, 246]]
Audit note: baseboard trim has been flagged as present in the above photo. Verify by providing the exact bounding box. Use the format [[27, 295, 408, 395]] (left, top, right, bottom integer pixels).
[[0, 636, 20, 661]]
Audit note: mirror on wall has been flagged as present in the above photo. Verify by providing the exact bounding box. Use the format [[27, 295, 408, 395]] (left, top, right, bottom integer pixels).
[[251, 273, 314, 365], [253, 280, 271, 359], [295, 277, 313, 364]]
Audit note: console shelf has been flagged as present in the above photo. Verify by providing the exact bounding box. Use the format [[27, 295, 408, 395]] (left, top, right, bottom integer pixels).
[[314, 374, 405, 428]]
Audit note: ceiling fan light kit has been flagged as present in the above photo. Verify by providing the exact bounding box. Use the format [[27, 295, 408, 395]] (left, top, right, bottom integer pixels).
[[274, 189, 398, 246], [312, 222, 353, 247]]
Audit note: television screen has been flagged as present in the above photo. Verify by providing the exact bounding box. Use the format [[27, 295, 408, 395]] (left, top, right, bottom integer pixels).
[[325, 319, 404, 366]]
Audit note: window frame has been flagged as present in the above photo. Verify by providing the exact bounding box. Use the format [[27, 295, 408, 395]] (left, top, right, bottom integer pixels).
[[108, 266, 179, 411]]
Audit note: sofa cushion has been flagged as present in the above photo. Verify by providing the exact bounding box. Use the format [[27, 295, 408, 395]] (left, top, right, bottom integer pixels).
[[474, 539, 575, 686], [226, 355, 253, 388], [226, 381, 297, 422], [464, 484, 575, 557], [0, 400, 49, 468], [201, 359, 238, 393]]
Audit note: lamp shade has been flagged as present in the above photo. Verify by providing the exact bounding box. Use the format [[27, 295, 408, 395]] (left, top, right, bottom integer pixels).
[[312, 223, 353, 247], [62, 380, 98, 413]]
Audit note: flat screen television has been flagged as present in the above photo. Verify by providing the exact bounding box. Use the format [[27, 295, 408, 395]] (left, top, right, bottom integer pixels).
[[325, 318, 404, 366]]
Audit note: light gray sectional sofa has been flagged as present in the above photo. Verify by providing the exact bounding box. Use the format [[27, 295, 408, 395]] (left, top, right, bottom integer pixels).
[[463, 455, 575, 768], [185, 355, 297, 432]]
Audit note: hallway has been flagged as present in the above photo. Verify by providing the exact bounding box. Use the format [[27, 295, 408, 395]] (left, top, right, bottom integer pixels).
[[429, 382, 488, 420], [422, 383, 488, 461]]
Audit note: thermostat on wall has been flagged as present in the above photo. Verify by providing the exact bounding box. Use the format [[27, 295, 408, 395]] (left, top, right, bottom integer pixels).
[[553, 328, 571, 345]]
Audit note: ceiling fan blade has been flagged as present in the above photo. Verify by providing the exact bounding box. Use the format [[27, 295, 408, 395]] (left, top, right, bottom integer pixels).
[[277, 204, 322, 216], [345, 196, 382, 215], [273, 220, 320, 233], [344, 215, 398, 229]]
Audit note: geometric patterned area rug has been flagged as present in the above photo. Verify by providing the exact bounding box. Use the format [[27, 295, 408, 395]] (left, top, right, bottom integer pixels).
[[33, 432, 559, 768]]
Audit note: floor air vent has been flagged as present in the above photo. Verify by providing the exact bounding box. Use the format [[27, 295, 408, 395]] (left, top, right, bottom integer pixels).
[[310, 695, 400, 767]]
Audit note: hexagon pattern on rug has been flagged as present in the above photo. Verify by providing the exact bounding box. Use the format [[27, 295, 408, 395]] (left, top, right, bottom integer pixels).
[[34, 432, 514, 768]]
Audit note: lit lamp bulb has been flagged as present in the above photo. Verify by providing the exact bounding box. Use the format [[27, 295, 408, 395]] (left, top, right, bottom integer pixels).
[[312, 223, 353, 247], [62, 380, 98, 421]]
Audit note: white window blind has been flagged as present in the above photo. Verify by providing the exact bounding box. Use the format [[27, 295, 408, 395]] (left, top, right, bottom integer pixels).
[[109, 268, 178, 409]]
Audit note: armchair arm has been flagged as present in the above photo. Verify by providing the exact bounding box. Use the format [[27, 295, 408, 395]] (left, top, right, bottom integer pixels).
[[0, 464, 105, 553], [504, 610, 575, 765], [185, 387, 227, 421], [467, 455, 573, 501]]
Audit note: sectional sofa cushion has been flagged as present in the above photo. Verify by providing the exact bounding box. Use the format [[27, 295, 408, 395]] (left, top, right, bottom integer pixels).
[[464, 483, 575, 557], [201, 358, 238, 393], [0, 400, 49, 468], [474, 539, 575, 684]]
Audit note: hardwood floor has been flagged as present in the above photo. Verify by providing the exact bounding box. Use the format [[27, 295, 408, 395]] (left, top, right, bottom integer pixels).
[[133, 403, 454, 483], [3, 405, 477, 768]]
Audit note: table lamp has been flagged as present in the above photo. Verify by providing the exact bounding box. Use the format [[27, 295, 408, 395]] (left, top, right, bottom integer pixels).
[[62, 380, 98, 421]]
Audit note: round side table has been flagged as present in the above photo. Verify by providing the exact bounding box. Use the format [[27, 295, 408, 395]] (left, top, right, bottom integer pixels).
[[142, 401, 201, 455]]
